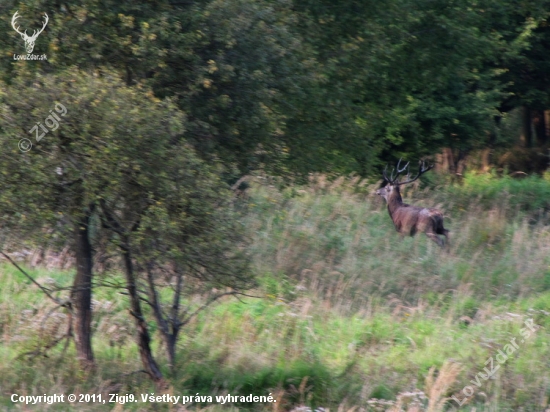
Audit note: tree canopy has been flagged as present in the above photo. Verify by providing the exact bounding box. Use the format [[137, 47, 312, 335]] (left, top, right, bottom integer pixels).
[[1, 0, 546, 177]]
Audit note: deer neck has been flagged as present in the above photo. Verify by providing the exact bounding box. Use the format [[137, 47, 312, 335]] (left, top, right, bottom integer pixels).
[[387, 187, 404, 216]]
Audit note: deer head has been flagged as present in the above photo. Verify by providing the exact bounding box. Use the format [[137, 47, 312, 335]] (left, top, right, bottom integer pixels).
[[12, 11, 49, 54], [375, 159, 434, 201]]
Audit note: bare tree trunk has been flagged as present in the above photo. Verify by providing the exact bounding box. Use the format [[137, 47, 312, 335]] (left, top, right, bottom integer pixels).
[[534, 109, 548, 147], [480, 148, 491, 172], [122, 247, 166, 387], [455, 150, 468, 175], [167, 272, 182, 369], [437, 148, 468, 175], [521, 106, 533, 148], [99, 200, 166, 386], [71, 212, 94, 369], [166, 334, 177, 370], [145, 265, 180, 372], [443, 148, 454, 173]]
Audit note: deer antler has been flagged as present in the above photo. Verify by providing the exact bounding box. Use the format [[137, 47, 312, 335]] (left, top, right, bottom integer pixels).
[[382, 158, 410, 184], [396, 160, 434, 185]]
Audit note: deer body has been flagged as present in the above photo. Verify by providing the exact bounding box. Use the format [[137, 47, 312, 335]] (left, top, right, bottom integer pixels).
[[376, 160, 449, 247]]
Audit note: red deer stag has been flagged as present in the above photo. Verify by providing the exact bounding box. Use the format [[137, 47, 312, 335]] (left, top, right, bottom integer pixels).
[[375, 159, 449, 247]]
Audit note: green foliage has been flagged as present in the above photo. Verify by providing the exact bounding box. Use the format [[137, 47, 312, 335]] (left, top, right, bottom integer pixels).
[[441, 171, 550, 216], [289, 0, 530, 170], [3, 0, 547, 176], [0, 68, 184, 244]]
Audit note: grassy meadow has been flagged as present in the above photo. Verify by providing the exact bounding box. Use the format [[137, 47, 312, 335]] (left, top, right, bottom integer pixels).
[[2, 172, 550, 411]]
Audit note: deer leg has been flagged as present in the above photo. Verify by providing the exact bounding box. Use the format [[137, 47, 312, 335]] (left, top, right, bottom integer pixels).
[[442, 229, 450, 248], [426, 232, 444, 247], [443, 229, 451, 251]]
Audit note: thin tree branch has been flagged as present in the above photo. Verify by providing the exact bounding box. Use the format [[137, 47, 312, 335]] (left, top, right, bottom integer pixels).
[[0, 251, 70, 309], [118, 291, 154, 307], [178, 291, 261, 328], [99, 199, 126, 237]]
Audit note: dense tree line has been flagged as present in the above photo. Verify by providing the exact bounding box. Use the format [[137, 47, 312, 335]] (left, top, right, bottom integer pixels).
[[0, 0, 548, 383], [1, 0, 548, 175]]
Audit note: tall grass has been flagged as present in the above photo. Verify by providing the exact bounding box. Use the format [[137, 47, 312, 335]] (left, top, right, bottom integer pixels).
[[1, 173, 550, 411], [246, 174, 550, 305]]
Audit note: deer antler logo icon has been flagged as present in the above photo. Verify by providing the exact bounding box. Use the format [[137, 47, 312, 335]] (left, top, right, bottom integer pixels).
[[11, 11, 49, 54]]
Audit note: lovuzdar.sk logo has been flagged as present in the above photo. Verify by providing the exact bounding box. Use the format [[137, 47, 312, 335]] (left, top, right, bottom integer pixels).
[[11, 10, 48, 61]]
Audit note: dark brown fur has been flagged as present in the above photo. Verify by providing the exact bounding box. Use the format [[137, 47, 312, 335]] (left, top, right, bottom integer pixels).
[[376, 174, 449, 247]]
